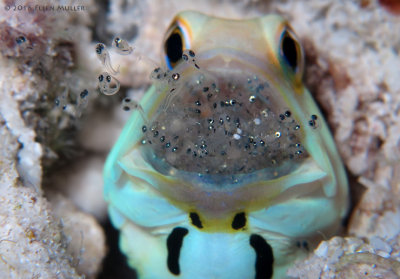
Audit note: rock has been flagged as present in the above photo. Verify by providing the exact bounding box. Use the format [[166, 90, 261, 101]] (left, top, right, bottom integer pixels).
[[48, 193, 106, 279], [287, 236, 400, 278], [0, 116, 82, 278], [0, 0, 106, 278]]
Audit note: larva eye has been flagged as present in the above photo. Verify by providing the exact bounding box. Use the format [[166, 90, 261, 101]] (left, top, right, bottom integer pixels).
[[279, 28, 303, 76], [164, 21, 190, 70]]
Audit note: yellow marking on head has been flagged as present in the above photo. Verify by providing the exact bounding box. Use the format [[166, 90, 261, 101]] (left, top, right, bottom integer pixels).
[[188, 211, 248, 233], [175, 16, 193, 49]]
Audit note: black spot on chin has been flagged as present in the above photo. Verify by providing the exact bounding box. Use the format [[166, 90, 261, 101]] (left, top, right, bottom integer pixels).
[[189, 212, 203, 229], [167, 227, 189, 275], [231, 212, 246, 230], [250, 234, 274, 279]]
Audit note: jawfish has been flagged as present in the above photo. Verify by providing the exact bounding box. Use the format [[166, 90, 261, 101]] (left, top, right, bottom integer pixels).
[[104, 11, 349, 279]]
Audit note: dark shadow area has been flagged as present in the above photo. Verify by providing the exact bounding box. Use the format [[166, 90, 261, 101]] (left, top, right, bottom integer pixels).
[[342, 172, 367, 229], [98, 219, 138, 279]]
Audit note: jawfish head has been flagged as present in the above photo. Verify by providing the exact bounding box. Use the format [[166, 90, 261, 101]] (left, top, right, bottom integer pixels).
[[117, 12, 338, 218]]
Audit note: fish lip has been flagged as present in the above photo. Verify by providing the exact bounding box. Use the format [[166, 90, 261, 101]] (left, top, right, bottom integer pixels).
[[119, 147, 325, 214]]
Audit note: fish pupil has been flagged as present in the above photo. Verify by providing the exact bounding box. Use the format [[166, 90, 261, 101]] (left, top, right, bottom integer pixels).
[[165, 31, 183, 67], [281, 32, 298, 72]]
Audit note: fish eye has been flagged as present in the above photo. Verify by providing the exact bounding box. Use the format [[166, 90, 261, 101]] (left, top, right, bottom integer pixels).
[[279, 28, 303, 74], [164, 20, 191, 70], [164, 27, 184, 69]]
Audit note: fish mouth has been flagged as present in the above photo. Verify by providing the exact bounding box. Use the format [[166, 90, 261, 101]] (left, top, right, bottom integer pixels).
[[139, 51, 308, 186]]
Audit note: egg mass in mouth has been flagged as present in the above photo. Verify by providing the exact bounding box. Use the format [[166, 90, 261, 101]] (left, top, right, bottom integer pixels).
[[140, 67, 307, 180]]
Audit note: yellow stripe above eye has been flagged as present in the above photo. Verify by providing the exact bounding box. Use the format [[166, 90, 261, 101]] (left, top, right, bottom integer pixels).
[[274, 22, 305, 95], [261, 21, 286, 73], [176, 17, 192, 50]]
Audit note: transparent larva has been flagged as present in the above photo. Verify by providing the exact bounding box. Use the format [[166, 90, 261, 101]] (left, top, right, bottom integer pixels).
[[112, 37, 134, 55], [95, 43, 119, 75], [54, 89, 68, 110], [98, 72, 120, 96], [75, 89, 90, 117], [121, 97, 148, 121]]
